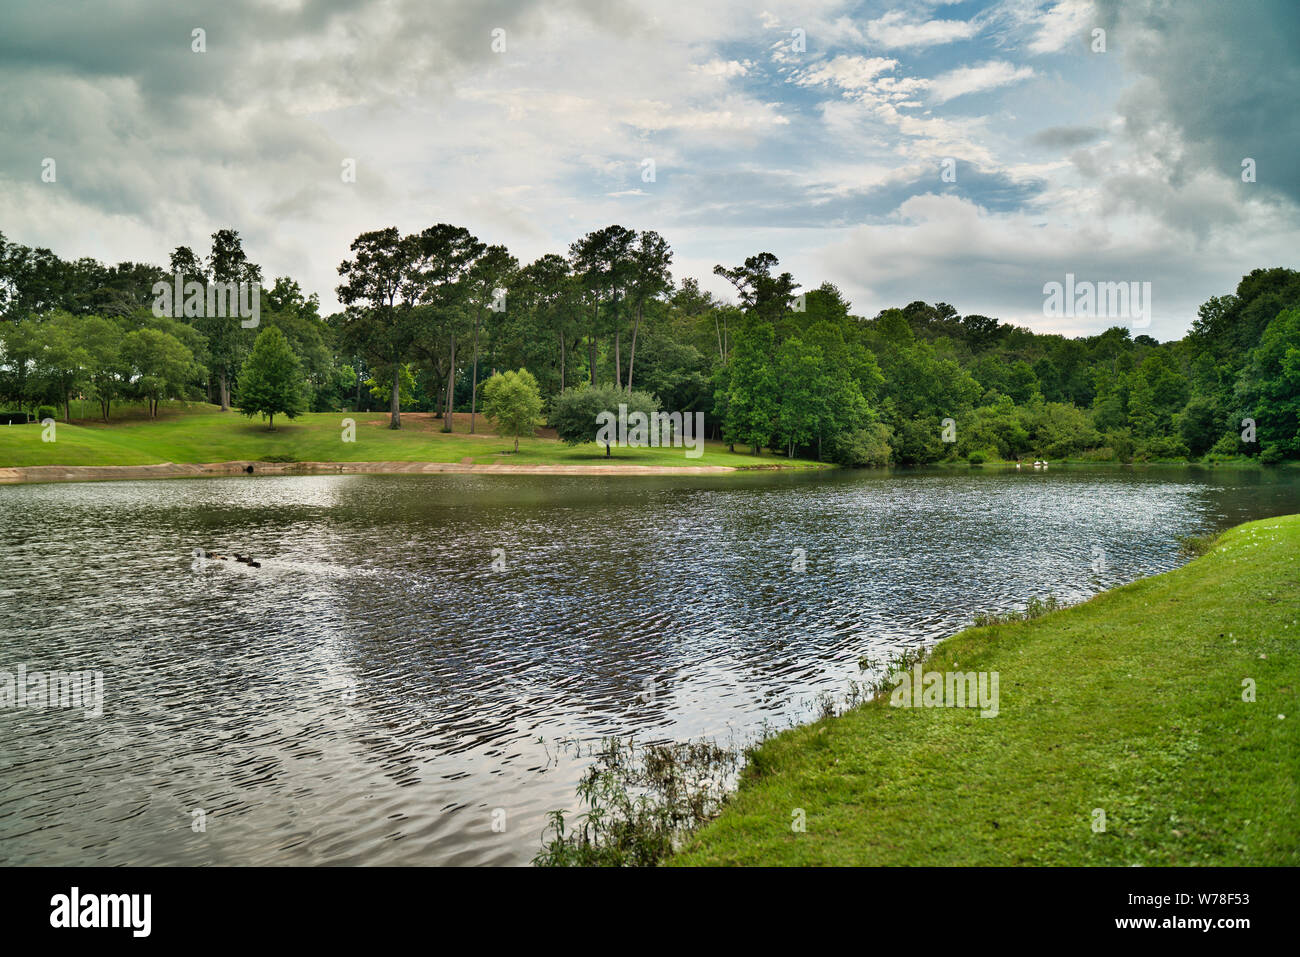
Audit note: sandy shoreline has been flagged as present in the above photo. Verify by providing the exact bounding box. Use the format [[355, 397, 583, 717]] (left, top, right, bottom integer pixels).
[[0, 459, 744, 484]]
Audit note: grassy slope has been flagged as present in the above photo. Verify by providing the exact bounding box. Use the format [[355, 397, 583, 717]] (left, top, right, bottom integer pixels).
[[0, 402, 825, 470], [674, 515, 1300, 865]]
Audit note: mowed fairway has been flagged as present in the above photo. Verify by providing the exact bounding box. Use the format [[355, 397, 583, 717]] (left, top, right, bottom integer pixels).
[[0, 402, 825, 470], [674, 514, 1300, 866]]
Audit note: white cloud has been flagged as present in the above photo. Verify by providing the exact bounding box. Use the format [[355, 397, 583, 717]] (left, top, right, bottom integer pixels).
[[865, 11, 980, 48], [794, 55, 900, 92], [928, 60, 1035, 103]]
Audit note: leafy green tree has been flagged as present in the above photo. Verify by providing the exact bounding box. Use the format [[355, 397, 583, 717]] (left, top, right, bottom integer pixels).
[[550, 383, 658, 457], [236, 326, 308, 430], [570, 225, 636, 386], [713, 253, 797, 325], [481, 368, 543, 452], [827, 423, 892, 467], [366, 364, 416, 407], [466, 245, 517, 432], [122, 327, 195, 418], [197, 229, 262, 410], [723, 317, 778, 454], [337, 227, 424, 428], [625, 230, 673, 392], [774, 338, 825, 457], [1237, 308, 1300, 458], [1176, 395, 1221, 458], [0, 320, 40, 412], [412, 224, 485, 431], [79, 315, 128, 421], [34, 312, 91, 421]]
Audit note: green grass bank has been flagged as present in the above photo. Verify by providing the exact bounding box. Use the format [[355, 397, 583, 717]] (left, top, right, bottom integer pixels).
[[0, 401, 825, 473], [674, 514, 1300, 866]]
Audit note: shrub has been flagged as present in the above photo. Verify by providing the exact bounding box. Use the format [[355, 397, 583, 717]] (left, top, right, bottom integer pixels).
[[534, 737, 738, 866], [967, 451, 986, 465], [1259, 444, 1285, 465], [481, 368, 544, 452], [37, 405, 56, 422], [1177, 531, 1219, 556], [549, 384, 659, 456], [827, 423, 892, 467]]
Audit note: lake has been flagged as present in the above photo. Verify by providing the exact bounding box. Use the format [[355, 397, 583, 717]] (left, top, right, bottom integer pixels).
[[2, 465, 1298, 865]]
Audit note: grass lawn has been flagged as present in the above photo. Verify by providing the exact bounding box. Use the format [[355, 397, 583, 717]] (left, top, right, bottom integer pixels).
[[0, 401, 826, 470], [673, 514, 1300, 865]]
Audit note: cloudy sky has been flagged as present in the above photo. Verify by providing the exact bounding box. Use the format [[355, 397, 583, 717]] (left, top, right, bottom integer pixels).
[[1, 0, 1297, 339]]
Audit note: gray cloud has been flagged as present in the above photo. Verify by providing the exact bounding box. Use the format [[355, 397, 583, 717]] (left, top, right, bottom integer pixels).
[[1030, 125, 1103, 149], [1095, 0, 1300, 206]]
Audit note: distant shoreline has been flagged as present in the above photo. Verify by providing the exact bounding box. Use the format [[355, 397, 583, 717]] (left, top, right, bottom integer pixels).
[[0, 459, 759, 485]]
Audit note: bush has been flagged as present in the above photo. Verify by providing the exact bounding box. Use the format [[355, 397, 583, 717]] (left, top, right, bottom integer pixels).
[[1135, 434, 1190, 461], [1177, 531, 1219, 557], [1259, 444, 1285, 465], [549, 384, 659, 456], [1209, 433, 1244, 457], [534, 737, 738, 867], [481, 368, 544, 452], [827, 423, 892, 467], [1103, 430, 1135, 464], [37, 405, 56, 422], [967, 451, 986, 465]]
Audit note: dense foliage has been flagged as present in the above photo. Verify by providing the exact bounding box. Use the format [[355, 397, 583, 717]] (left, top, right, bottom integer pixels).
[[1, 226, 1296, 464]]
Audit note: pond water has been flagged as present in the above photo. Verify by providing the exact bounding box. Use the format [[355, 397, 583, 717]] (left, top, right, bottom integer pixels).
[[2, 466, 1298, 865]]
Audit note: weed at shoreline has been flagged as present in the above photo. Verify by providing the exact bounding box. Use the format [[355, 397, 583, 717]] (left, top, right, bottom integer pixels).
[[533, 737, 740, 866]]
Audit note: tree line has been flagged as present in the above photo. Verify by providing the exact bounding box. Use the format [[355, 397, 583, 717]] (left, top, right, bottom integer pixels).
[[1, 225, 1296, 462]]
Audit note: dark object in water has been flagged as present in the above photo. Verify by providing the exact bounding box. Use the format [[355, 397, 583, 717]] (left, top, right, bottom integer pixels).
[[244, 464, 254, 474], [248, 561, 261, 568]]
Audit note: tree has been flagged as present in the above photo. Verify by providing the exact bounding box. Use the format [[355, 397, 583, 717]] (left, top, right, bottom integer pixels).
[[570, 225, 636, 386], [169, 245, 205, 281], [713, 252, 797, 324], [1237, 308, 1300, 458], [481, 368, 543, 452], [625, 230, 673, 392], [236, 326, 308, 430], [79, 316, 127, 421], [466, 245, 517, 433], [774, 338, 826, 457], [412, 224, 484, 432], [198, 229, 262, 410], [550, 383, 659, 457], [723, 317, 778, 453], [337, 227, 423, 428], [122, 327, 195, 418], [34, 313, 90, 421], [515, 253, 581, 393]]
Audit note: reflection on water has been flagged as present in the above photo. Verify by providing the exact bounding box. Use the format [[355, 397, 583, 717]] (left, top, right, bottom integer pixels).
[[1, 466, 1298, 865]]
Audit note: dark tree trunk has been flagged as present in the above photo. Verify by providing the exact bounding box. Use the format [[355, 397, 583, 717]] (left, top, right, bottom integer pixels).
[[444, 336, 456, 432], [627, 303, 642, 392], [470, 309, 482, 434]]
